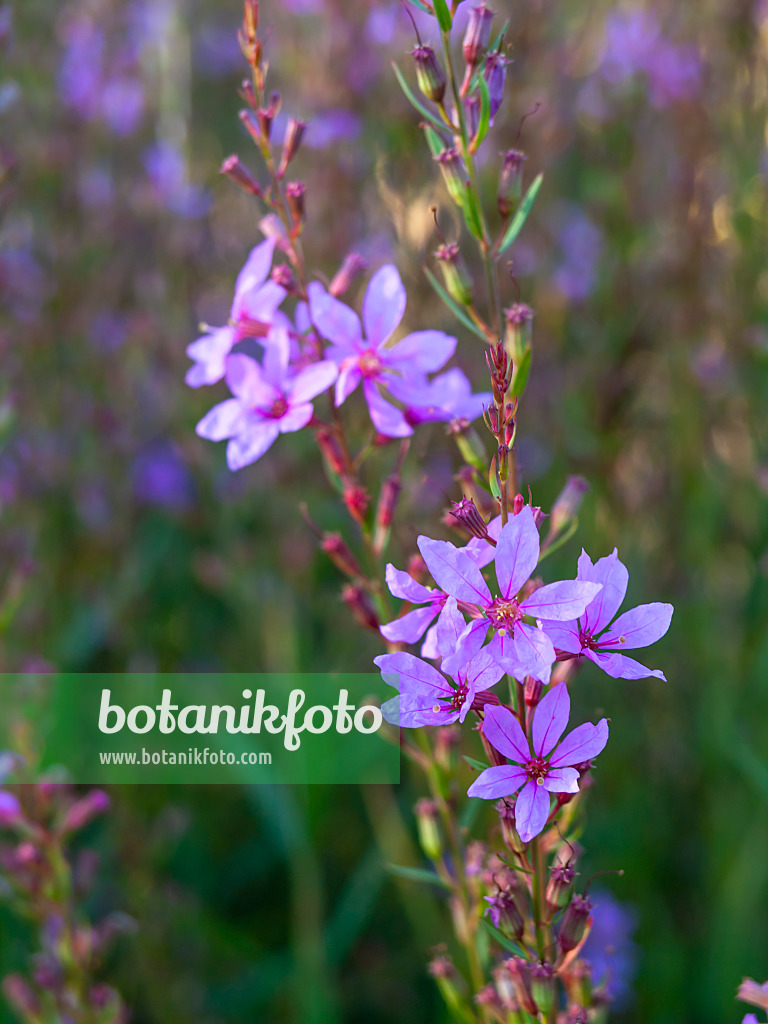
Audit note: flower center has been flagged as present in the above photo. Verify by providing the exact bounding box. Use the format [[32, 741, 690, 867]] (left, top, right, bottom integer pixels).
[[261, 395, 288, 419], [433, 684, 468, 714], [525, 756, 548, 785], [579, 628, 627, 651], [358, 349, 383, 378], [486, 597, 521, 635]]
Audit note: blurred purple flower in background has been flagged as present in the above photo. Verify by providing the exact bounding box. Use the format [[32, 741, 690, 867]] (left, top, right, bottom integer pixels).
[[132, 442, 195, 511], [305, 111, 363, 149], [582, 889, 638, 1009], [144, 141, 210, 218], [552, 206, 603, 303]]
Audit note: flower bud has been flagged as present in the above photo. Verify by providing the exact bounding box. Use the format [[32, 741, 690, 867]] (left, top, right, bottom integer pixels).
[[60, 789, 110, 835], [343, 484, 369, 524], [523, 675, 542, 707], [320, 533, 362, 580], [498, 149, 527, 218], [435, 242, 473, 306], [449, 496, 488, 539], [239, 108, 262, 145], [530, 964, 555, 1019], [506, 957, 538, 1015], [412, 44, 446, 103], [272, 264, 297, 293], [546, 861, 576, 914], [285, 181, 306, 234], [434, 147, 467, 208], [738, 978, 768, 1011], [330, 253, 368, 298], [558, 893, 592, 953], [2, 975, 41, 1017], [315, 428, 346, 477], [548, 476, 589, 537], [463, 4, 495, 69], [278, 118, 307, 178], [341, 584, 379, 632], [496, 799, 525, 854], [220, 155, 263, 197], [466, 94, 481, 140], [375, 475, 401, 533], [415, 798, 442, 860], [484, 51, 510, 121]]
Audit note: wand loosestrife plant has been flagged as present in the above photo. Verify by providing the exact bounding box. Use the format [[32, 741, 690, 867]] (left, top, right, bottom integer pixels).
[[190, 4, 674, 1021]]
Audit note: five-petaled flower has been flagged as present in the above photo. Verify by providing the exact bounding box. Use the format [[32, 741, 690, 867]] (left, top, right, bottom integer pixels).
[[375, 647, 504, 728], [195, 327, 337, 470], [186, 237, 286, 387], [417, 506, 602, 681], [467, 683, 609, 843], [309, 264, 457, 437], [541, 549, 673, 680]]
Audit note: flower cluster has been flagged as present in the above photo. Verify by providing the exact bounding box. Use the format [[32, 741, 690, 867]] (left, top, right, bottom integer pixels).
[[0, 784, 131, 1023]]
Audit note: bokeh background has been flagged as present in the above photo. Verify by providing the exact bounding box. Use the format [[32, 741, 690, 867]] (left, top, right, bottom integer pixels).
[[1, 0, 768, 1021]]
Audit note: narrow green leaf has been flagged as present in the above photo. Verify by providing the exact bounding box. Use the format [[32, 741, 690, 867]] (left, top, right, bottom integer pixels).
[[462, 182, 484, 239], [405, 0, 433, 12], [385, 863, 451, 889], [391, 61, 446, 132], [497, 172, 544, 255], [472, 74, 491, 151], [489, 455, 501, 500], [481, 918, 530, 958], [490, 19, 510, 51], [423, 124, 445, 158], [433, 0, 452, 33], [510, 344, 531, 399], [463, 755, 490, 772], [424, 267, 489, 341], [460, 797, 484, 832]]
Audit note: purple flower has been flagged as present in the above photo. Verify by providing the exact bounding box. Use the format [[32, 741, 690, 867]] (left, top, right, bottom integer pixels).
[[0, 790, 22, 825], [541, 549, 673, 680], [600, 10, 660, 83], [132, 442, 194, 511], [646, 41, 703, 107], [467, 684, 609, 843], [99, 76, 145, 136], [581, 889, 638, 1009], [483, 51, 510, 122], [186, 238, 286, 388], [417, 506, 601, 681], [309, 265, 457, 437], [375, 648, 504, 728], [144, 141, 210, 218], [397, 368, 492, 426], [195, 328, 337, 470]]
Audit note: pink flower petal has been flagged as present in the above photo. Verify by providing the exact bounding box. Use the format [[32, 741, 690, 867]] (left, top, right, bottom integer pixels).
[[601, 602, 673, 650], [417, 537, 492, 606], [542, 766, 579, 793], [226, 421, 280, 469], [578, 548, 629, 635], [467, 764, 528, 800], [363, 380, 413, 437], [514, 779, 551, 843], [385, 564, 435, 604], [362, 264, 406, 345], [386, 330, 457, 374], [195, 398, 246, 441], [289, 360, 338, 403], [521, 580, 602, 621], [481, 704, 529, 763], [549, 718, 609, 768], [308, 281, 362, 347], [532, 682, 570, 757], [380, 605, 437, 643], [495, 506, 540, 599]]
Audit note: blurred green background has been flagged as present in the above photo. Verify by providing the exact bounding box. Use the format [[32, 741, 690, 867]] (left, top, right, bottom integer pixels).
[[1, 0, 767, 1021]]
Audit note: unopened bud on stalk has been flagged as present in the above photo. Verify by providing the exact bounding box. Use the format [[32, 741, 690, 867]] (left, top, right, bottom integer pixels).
[[320, 533, 363, 579], [415, 798, 442, 860], [239, 78, 257, 109], [272, 264, 297, 293], [2, 976, 41, 1017], [258, 97, 279, 141], [505, 301, 534, 364], [549, 476, 589, 537], [496, 799, 525, 854], [343, 484, 369, 524], [546, 862, 576, 914], [315, 428, 346, 476], [243, 1, 259, 40], [221, 155, 263, 197], [449, 495, 488, 539], [330, 253, 368, 297], [738, 979, 768, 1011], [497, 443, 510, 482], [506, 958, 538, 1015], [239, 109, 263, 145], [463, 4, 495, 70], [434, 147, 467, 208], [484, 51, 510, 120], [376, 475, 401, 533], [523, 675, 542, 707], [435, 242, 473, 306], [285, 181, 306, 234], [558, 893, 592, 953], [530, 964, 555, 1019], [341, 584, 379, 632], [476, 984, 502, 1010], [278, 118, 307, 178], [239, 1, 261, 66], [407, 553, 427, 583], [466, 94, 481, 139], [412, 44, 446, 103], [59, 789, 110, 835], [498, 149, 527, 217]]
